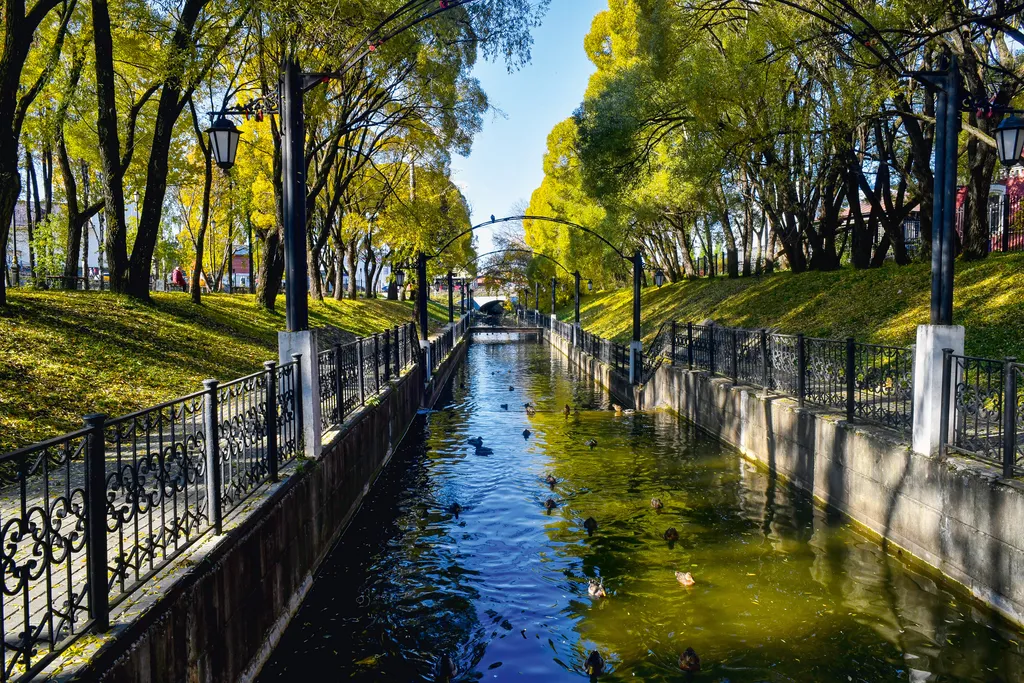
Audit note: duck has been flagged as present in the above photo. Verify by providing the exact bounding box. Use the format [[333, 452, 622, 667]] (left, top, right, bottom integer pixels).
[[437, 654, 458, 681], [612, 403, 624, 415], [525, 405, 537, 416], [448, 502, 463, 518], [563, 404, 572, 417], [584, 650, 604, 677], [500, 404, 509, 410], [664, 527, 679, 542], [678, 647, 700, 672], [459, 382, 466, 390], [475, 445, 493, 456], [508, 385, 515, 392], [583, 517, 598, 536], [675, 571, 696, 587], [584, 439, 598, 450], [545, 474, 558, 488], [523, 429, 532, 439], [545, 498, 558, 511], [651, 498, 664, 510], [468, 436, 483, 448], [588, 578, 607, 598]]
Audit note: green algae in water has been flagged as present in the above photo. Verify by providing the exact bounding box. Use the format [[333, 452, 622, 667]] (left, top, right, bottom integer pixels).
[[258, 340, 1024, 682]]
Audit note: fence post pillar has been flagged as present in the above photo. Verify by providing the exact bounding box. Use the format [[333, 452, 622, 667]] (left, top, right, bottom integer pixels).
[[939, 348, 953, 457], [1003, 358, 1017, 478], [333, 343, 345, 423], [687, 323, 694, 370], [384, 329, 391, 383], [373, 334, 381, 392], [265, 362, 279, 481], [846, 337, 856, 422], [356, 340, 366, 405], [670, 322, 677, 366], [796, 333, 806, 407], [203, 379, 223, 534], [760, 330, 769, 389], [912, 325, 965, 456], [731, 328, 739, 383], [83, 413, 110, 631]]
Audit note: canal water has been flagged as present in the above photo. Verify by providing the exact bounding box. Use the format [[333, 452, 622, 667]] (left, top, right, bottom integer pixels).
[[258, 339, 1024, 682]]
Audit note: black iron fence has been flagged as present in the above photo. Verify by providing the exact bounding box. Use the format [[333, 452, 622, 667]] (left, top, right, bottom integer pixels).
[[941, 352, 1023, 477], [317, 324, 418, 432], [0, 355, 302, 681], [0, 314, 471, 680], [671, 323, 914, 433], [430, 315, 469, 376]]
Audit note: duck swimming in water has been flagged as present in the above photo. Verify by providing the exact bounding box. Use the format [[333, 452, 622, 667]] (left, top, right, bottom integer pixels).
[[545, 498, 558, 511], [468, 436, 483, 448], [584, 650, 604, 677], [675, 571, 696, 587], [509, 385, 515, 392], [448, 502, 463, 518], [500, 404, 509, 410], [678, 647, 700, 672], [523, 429, 531, 439], [651, 498, 664, 510], [525, 405, 537, 416], [588, 578, 607, 598], [583, 517, 598, 536], [584, 439, 598, 450], [545, 474, 557, 488], [664, 527, 679, 542], [437, 654, 458, 681]]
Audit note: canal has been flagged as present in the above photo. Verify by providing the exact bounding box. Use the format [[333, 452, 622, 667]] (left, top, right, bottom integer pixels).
[[258, 338, 1024, 682]]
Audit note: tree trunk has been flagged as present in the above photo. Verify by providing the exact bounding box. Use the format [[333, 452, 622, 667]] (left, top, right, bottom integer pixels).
[[962, 135, 996, 260], [346, 237, 358, 299], [255, 228, 284, 310], [190, 152, 212, 304], [332, 240, 345, 301]]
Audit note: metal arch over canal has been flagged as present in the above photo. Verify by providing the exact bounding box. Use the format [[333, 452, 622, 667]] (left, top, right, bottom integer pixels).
[[416, 215, 646, 383]]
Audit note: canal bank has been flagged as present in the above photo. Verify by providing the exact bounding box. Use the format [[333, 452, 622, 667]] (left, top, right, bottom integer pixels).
[[546, 324, 1024, 631], [57, 328, 469, 683], [256, 338, 1024, 681]]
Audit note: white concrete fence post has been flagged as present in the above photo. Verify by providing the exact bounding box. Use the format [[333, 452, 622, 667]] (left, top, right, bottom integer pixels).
[[912, 324, 964, 456], [279, 329, 323, 459]]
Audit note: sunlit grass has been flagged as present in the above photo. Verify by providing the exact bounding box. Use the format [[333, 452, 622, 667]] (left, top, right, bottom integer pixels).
[[0, 289, 448, 452], [562, 253, 1024, 359]]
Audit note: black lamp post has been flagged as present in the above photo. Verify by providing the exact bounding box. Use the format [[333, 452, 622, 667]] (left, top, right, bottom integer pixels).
[[587, 278, 593, 293], [996, 114, 1024, 167], [574, 271, 581, 325], [550, 276, 557, 316], [655, 268, 665, 287], [416, 252, 428, 341], [447, 270, 454, 324], [534, 281, 540, 316]]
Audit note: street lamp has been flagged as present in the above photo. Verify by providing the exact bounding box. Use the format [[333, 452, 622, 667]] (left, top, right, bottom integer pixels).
[[587, 279, 593, 293], [996, 114, 1024, 167], [654, 268, 665, 287], [395, 269, 405, 288], [205, 116, 242, 171]]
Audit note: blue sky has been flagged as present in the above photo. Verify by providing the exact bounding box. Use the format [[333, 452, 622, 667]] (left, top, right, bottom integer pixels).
[[451, 0, 604, 252]]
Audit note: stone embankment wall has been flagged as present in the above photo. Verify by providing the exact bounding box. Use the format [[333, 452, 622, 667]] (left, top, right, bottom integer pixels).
[[548, 333, 1024, 629], [74, 339, 469, 683]]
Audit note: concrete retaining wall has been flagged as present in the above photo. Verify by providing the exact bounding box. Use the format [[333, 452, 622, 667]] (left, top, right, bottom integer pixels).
[[547, 331, 1024, 628], [644, 363, 1024, 628], [545, 330, 636, 408], [75, 337, 469, 683]]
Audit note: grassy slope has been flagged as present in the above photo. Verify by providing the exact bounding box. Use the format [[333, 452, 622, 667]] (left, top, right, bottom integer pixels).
[[562, 252, 1024, 359], [0, 290, 448, 452]]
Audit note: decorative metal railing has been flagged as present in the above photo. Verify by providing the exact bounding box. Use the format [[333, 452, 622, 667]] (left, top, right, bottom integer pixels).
[[671, 322, 914, 434], [318, 323, 417, 432], [942, 352, 1024, 477], [429, 315, 470, 377], [0, 354, 304, 681]]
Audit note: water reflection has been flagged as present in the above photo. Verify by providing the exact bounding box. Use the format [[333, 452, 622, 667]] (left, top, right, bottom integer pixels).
[[257, 340, 1024, 682]]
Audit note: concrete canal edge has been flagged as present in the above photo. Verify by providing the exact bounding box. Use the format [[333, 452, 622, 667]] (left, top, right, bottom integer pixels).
[[58, 336, 469, 683], [546, 329, 1024, 630]]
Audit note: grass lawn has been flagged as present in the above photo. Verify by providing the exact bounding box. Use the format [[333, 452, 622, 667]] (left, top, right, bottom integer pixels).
[[0, 289, 450, 452], [559, 251, 1024, 359]]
